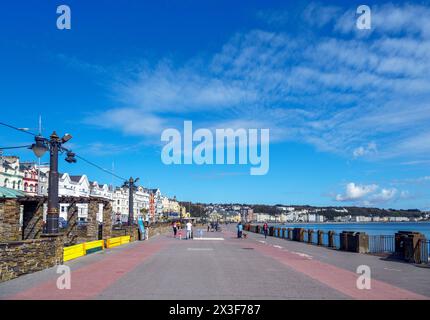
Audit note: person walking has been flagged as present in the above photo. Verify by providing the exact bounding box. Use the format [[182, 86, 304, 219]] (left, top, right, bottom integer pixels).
[[186, 221, 193, 240], [237, 221, 243, 238], [172, 221, 178, 238], [263, 222, 269, 239], [207, 222, 210, 232]]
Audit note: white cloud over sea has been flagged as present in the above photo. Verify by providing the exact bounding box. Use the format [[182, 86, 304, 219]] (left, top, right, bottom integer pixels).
[[335, 182, 408, 206]]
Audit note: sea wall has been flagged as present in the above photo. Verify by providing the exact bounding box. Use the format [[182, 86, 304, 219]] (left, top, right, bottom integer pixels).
[[0, 200, 21, 242], [0, 236, 63, 283]]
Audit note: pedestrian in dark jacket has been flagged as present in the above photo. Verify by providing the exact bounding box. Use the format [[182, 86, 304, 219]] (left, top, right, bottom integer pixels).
[[263, 222, 269, 239], [237, 222, 243, 238]]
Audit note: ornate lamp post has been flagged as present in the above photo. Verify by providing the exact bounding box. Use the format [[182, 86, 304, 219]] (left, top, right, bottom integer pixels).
[[30, 131, 76, 234], [123, 177, 139, 225]]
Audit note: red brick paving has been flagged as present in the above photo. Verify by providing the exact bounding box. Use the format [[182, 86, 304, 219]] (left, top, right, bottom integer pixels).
[[225, 230, 428, 300], [7, 239, 169, 300]]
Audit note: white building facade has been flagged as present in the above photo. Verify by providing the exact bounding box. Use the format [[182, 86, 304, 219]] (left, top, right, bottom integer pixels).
[[112, 186, 150, 223], [0, 156, 24, 191], [58, 174, 90, 221]]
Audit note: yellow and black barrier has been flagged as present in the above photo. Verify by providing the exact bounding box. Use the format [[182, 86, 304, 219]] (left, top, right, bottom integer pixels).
[[85, 240, 104, 254], [63, 236, 131, 262], [63, 243, 86, 262], [106, 235, 130, 248]]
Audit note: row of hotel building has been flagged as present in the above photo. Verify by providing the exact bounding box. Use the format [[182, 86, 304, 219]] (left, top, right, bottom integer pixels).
[[208, 205, 423, 223], [0, 155, 184, 223]]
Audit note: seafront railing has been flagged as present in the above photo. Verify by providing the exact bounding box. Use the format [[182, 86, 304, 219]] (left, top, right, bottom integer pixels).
[[369, 235, 429, 263], [246, 225, 429, 265], [368, 235, 395, 254]]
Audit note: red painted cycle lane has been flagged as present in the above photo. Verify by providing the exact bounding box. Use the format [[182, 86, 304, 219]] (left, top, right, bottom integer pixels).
[[6, 238, 169, 300], [230, 236, 429, 300]]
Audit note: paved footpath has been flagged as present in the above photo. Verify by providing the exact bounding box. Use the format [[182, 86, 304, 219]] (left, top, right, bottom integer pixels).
[[1, 225, 429, 300]]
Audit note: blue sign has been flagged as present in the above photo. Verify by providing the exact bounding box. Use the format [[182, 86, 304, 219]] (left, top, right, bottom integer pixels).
[[138, 218, 145, 239]]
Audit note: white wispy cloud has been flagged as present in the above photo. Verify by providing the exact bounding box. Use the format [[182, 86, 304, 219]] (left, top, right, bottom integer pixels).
[[393, 176, 430, 185], [80, 142, 143, 156], [353, 142, 377, 158], [302, 2, 342, 28], [85, 108, 167, 137], [86, 2, 430, 163], [369, 188, 398, 203]]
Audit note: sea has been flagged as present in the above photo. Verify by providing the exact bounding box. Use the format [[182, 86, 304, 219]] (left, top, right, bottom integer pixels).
[[273, 222, 430, 239]]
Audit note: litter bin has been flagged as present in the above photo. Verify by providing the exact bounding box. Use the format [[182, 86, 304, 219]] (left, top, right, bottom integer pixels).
[[395, 231, 422, 259], [339, 231, 369, 253], [354, 232, 369, 253], [341, 232, 369, 253], [340, 231, 354, 251], [293, 228, 304, 242], [270, 227, 275, 237], [395, 231, 424, 263], [404, 234, 424, 263]]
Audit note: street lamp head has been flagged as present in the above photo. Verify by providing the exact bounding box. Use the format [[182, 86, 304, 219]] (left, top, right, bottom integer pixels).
[[61, 133, 72, 143], [65, 150, 77, 163], [30, 136, 48, 158]]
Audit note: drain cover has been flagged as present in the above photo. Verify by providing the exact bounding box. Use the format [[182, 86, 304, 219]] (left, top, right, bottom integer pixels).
[[242, 247, 254, 250]]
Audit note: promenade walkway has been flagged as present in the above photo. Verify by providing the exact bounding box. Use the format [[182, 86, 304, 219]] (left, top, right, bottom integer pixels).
[[0, 225, 429, 300]]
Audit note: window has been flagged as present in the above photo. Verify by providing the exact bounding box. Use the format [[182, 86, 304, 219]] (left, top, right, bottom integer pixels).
[[24, 182, 28, 191], [12, 181, 16, 189]]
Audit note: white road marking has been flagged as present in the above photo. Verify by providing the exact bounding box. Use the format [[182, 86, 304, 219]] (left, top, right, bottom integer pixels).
[[291, 251, 313, 259], [273, 245, 283, 249], [193, 238, 224, 241], [383, 267, 402, 272]]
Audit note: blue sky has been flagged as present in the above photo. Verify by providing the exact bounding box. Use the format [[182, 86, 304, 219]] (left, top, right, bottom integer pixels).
[[1, 0, 430, 209]]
